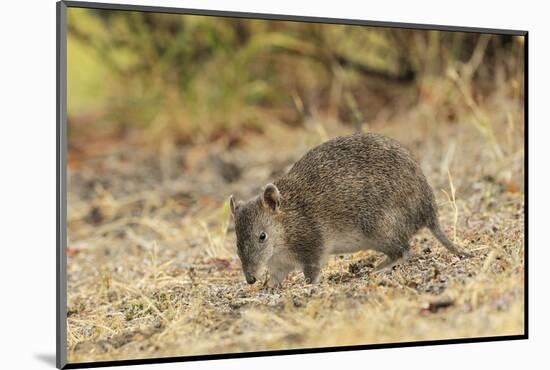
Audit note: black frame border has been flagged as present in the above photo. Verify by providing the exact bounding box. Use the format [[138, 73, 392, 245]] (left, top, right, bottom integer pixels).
[[57, 1, 68, 369], [56, 1, 528, 369]]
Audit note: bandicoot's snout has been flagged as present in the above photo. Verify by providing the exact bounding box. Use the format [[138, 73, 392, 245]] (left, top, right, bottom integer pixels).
[[245, 273, 257, 285]]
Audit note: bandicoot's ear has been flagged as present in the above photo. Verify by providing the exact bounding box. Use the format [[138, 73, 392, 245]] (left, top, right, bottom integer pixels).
[[261, 183, 280, 212], [229, 195, 239, 216]]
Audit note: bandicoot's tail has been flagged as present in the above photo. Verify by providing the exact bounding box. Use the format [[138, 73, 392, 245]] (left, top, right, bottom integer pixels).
[[428, 221, 472, 258]]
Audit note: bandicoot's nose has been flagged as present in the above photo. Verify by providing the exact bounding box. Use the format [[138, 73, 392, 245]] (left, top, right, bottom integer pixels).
[[246, 275, 257, 284]]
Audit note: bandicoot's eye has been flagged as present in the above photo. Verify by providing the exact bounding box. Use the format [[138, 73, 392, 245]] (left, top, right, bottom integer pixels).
[[259, 232, 268, 243]]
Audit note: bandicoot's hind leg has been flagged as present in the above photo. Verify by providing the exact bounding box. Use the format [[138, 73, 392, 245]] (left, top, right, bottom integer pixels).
[[428, 221, 472, 258], [373, 246, 410, 273]]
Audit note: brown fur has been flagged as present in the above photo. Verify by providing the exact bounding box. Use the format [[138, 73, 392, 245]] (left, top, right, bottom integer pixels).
[[230, 133, 470, 286]]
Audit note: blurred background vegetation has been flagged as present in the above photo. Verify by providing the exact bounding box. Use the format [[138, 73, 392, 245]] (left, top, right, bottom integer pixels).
[[67, 8, 524, 148]]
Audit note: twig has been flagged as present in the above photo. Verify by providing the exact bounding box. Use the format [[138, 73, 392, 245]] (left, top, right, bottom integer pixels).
[[462, 35, 491, 81], [441, 170, 458, 243]]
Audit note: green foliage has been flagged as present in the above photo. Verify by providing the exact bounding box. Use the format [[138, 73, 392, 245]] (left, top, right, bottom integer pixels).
[[67, 8, 524, 145]]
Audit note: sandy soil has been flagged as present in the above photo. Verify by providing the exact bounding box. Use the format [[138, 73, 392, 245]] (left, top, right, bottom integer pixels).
[[65, 113, 525, 363]]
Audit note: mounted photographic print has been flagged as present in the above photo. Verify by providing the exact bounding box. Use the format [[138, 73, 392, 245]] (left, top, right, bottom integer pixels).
[[56, 1, 527, 368]]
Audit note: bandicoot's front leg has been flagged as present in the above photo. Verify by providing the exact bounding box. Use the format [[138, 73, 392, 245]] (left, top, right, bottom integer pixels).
[[265, 254, 295, 289], [266, 263, 294, 288], [303, 263, 321, 284]]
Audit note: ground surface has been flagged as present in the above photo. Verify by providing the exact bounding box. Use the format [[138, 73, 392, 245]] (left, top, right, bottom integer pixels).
[[66, 113, 525, 363]]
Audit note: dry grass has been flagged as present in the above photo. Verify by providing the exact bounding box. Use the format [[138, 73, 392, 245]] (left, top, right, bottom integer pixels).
[[66, 74, 524, 363]]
